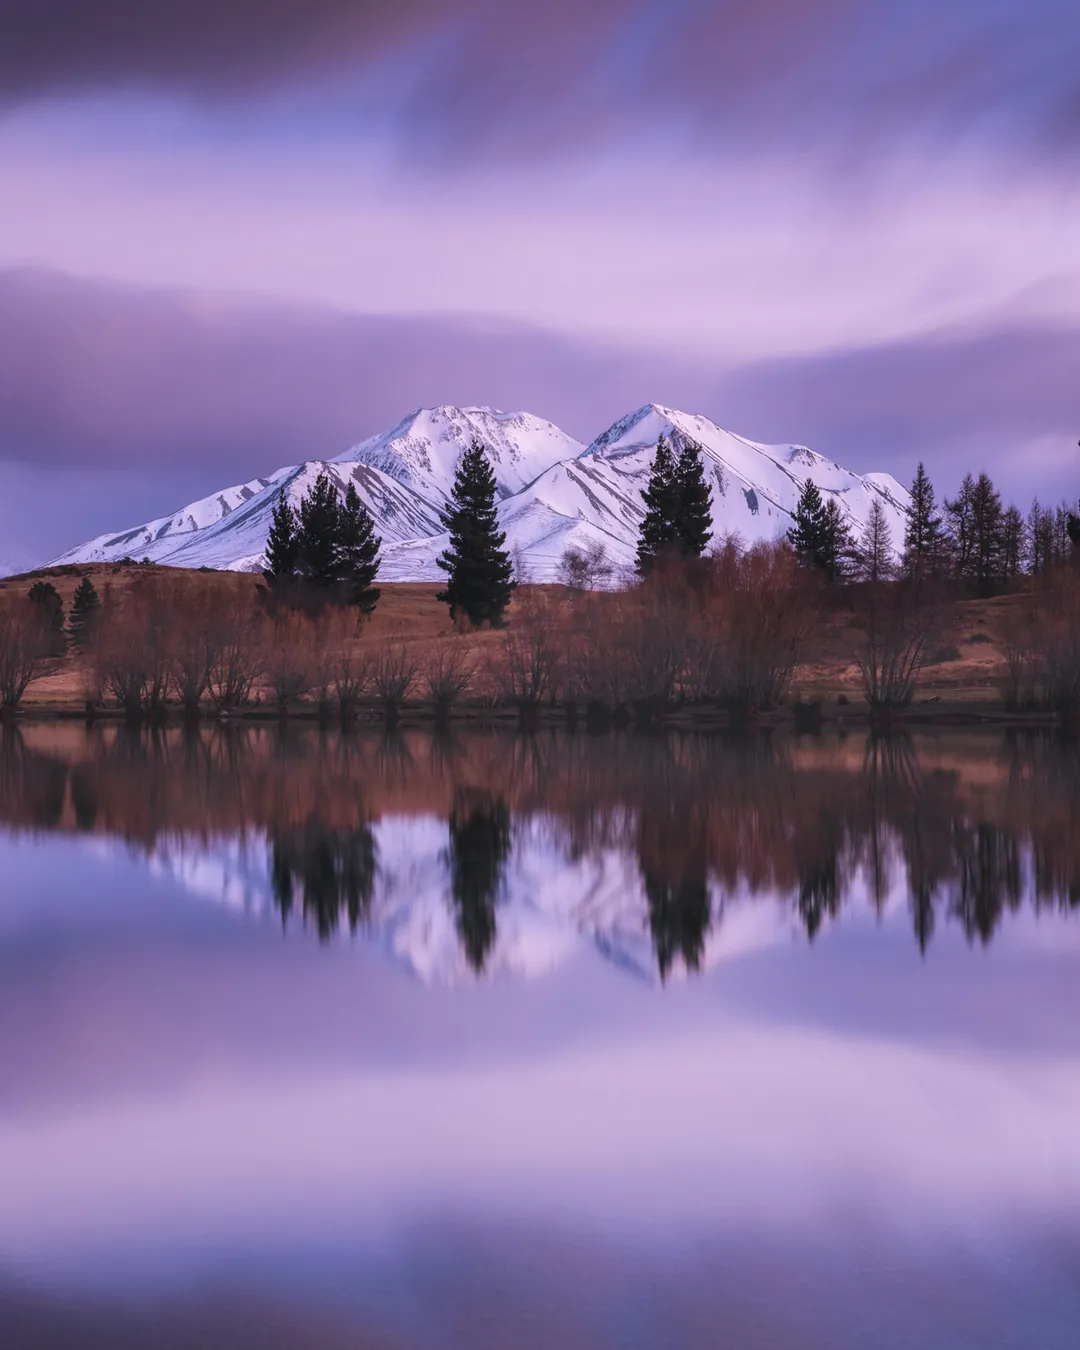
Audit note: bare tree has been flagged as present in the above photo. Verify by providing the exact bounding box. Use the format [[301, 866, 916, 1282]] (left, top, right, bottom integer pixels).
[[853, 580, 936, 712], [166, 584, 217, 717], [556, 539, 615, 591], [1033, 571, 1080, 714], [264, 611, 315, 715], [205, 600, 264, 713], [371, 643, 419, 725], [422, 640, 477, 723], [687, 540, 811, 712], [493, 591, 561, 719], [0, 599, 52, 712]]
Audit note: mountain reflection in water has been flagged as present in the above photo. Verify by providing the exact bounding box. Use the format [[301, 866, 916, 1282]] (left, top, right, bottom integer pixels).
[[1, 723, 1078, 979], [3, 723, 1080, 1350]]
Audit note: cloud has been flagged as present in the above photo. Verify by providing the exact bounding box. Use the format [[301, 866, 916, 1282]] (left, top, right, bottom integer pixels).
[[1, 2, 1077, 164], [0, 267, 712, 474], [715, 322, 1080, 501]]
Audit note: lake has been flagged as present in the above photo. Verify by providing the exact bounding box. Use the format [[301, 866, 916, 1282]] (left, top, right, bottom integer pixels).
[[2, 723, 1079, 1349]]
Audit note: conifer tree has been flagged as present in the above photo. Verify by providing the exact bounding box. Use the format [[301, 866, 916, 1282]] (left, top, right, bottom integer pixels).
[[788, 479, 829, 570], [944, 472, 976, 578], [635, 436, 680, 575], [68, 574, 100, 645], [297, 472, 342, 589], [859, 498, 894, 583], [903, 462, 942, 581], [436, 440, 515, 627], [337, 482, 382, 613], [1001, 505, 1025, 579], [263, 494, 300, 588], [673, 440, 713, 558], [969, 472, 1004, 590], [821, 497, 855, 582]]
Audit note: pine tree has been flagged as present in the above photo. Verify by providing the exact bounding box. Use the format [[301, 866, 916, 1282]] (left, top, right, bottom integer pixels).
[[436, 440, 515, 627], [1001, 505, 1025, 579], [635, 436, 680, 575], [263, 494, 300, 588], [788, 478, 829, 570], [859, 498, 894, 583], [673, 440, 713, 557], [944, 472, 976, 578], [337, 482, 382, 613], [297, 472, 342, 589], [903, 462, 942, 581], [821, 497, 855, 582], [969, 472, 1004, 590], [68, 574, 100, 645]]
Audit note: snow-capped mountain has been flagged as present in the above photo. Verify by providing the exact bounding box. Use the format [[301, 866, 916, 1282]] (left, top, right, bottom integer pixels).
[[337, 405, 585, 501], [51, 403, 910, 581]]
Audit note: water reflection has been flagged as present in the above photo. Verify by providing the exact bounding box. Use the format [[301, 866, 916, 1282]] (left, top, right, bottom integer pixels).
[[2, 724, 1079, 975]]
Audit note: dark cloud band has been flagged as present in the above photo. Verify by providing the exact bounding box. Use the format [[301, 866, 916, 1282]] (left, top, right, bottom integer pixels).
[[0, 268, 1075, 509], [1, 1, 1077, 162]]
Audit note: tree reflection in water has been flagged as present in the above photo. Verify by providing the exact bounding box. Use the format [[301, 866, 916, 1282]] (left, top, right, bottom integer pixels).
[[270, 822, 377, 939], [445, 792, 511, 972], [2, 724, 1080, 974]]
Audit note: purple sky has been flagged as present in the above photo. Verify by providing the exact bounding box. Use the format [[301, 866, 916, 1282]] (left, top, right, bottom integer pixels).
[[1, 0, 1078, 564]]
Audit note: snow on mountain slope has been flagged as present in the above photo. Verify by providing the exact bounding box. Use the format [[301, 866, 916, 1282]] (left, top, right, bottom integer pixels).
[[53, 460, 445, 572], [583, 404, 910, 546], [337, 405, 584, 501], [51, 402, 910, 580]]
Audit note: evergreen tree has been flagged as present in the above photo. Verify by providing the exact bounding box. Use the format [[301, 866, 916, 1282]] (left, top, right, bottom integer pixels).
[[859, 497, 894, 583], [68, 574, 100, 645], [944, 472, 976, 578], [263, 494, 300, 588], [821, 496, 855, 583], [903, 462, 942, 581], [297, 472, 342, 589], [788, 478, 829, 570], [436, 440, 515, 627], [1001, 505, 1025, 579], [337, 482, 382, 613], [969, 472, 1004, 590], [635, 436, 680, 575], [672, 440, 713, 557]]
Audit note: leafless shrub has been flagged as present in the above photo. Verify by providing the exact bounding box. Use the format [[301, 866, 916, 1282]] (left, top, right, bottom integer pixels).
[[556, 539, 615, 592], [1002, 610, 1039, 710], [1033, 571, 1080, 713], [371, 643, 419, 723], [494, 592, 561, 712], [688, 540, 810, 711], [264, 611, 316, 714], [166, 584, 217, 715], [95, 578, 171, 719], [0, 599, 52, 710], [205, 600, 264, 713], [623, 581, 691, 710], [422, 640, 477, 721], [853, 580, 937, 712]]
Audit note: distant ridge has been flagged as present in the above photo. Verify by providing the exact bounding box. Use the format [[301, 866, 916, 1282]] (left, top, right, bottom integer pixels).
[[51, 403, 910, 581]]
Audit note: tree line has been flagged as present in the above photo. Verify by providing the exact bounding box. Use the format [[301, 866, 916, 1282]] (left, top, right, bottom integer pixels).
[[787, 462, 1080, 590]]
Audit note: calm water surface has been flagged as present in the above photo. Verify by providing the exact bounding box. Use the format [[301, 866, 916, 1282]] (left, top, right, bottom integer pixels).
[[2, 724, 1079, 1348]]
